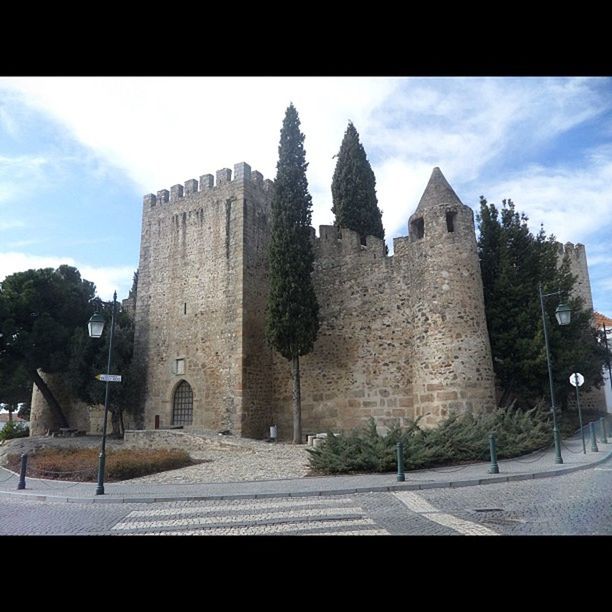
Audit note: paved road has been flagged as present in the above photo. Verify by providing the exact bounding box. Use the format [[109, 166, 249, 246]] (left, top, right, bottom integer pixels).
[[1, 463, 609, 535]]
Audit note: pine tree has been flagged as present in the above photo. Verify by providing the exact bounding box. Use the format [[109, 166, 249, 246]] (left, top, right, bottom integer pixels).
[[266, 104, 319, 444], [331, 122, 384, 244], [477, 197, 607, 409]]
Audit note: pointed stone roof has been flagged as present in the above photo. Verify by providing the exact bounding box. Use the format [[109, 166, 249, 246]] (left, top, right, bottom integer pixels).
[[416, 167, 463, 211]]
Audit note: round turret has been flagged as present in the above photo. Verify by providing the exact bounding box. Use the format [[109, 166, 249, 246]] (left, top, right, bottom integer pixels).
[[407, 168, 495, 426]]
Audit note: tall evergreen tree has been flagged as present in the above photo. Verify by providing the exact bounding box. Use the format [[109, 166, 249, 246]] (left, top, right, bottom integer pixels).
[[331, 121, 384, 244], [266, 104, 319, 444], [477, 197, 607, 409]]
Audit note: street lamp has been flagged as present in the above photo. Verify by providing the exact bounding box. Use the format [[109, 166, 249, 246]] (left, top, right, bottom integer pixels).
[[600, 323, 612, 392], [87, 291, 117, 495], [538, 282, 571, 465]]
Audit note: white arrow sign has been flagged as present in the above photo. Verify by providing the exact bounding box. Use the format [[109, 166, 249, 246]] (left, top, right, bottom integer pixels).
[[569, 372, 584, 387], [96, 374, 122, 383]]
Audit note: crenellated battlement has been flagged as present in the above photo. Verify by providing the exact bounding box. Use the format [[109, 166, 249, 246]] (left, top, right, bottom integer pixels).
[[557, 241, 586, 258], [556, 241, 592, 310], [314, 225, 386, 262], [143, 161, 272, 207]]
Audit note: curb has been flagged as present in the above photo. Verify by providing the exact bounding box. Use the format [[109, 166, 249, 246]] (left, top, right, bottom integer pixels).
[[1, 448, 610, 505]]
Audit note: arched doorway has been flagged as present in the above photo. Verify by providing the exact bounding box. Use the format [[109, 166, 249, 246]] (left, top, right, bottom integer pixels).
[[172, 380, 193, 426]]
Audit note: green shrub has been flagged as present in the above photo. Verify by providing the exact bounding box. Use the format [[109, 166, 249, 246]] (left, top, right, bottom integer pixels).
[[0, 421, 29, 441], [307, 405, 557, 475]]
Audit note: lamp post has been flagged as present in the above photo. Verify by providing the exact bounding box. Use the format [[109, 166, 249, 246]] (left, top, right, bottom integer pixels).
[[601, 323, 612, 392], [87, 291, 117, 495], [538, 282, 571, 465]]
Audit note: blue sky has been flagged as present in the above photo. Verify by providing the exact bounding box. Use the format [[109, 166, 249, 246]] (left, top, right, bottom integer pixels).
[[0, 77, 610, 315]]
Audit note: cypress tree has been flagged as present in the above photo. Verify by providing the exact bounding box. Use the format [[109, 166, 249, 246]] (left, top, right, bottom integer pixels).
[[266, 104, 319, 444], [331, 121, 384, 244]]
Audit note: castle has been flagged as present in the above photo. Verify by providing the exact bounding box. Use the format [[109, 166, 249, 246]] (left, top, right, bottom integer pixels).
[[28, 161, 603, 439], [131, 163, 498, 440]]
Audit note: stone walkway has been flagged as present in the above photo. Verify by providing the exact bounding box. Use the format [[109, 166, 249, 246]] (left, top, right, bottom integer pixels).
[[0, 431, 312, 484], [0, 429, 609, 504]]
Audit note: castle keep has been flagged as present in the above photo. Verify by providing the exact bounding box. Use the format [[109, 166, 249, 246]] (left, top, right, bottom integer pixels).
[[132, 163, 498, 439]]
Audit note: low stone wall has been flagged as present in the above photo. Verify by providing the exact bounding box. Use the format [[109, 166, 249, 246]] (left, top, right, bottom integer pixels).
[[123, 429, 245, 452]]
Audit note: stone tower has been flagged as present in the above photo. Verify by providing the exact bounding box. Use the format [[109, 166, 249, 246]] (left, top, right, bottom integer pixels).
[[406, 168, 496, 421], [134, 162, 274, 438]]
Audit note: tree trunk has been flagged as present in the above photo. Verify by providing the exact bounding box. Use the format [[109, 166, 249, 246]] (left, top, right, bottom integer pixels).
[[28, 369, 69, 429], [7, 408, 13, 423], [292, 355, 302, 444], [110, 406, 124, 437]]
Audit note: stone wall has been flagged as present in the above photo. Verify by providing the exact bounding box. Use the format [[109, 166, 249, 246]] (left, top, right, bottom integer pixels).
[[240, 173, 276, 438], [559, 242, 606, 411], [132, 165, 500, 441], [134, 163, 273, 435], [267, 227, 412, 438], [30, 372, 91, 435], [123, 429, 245, 452], [406, 195, 496, 424], [560, 242, 593, 310]]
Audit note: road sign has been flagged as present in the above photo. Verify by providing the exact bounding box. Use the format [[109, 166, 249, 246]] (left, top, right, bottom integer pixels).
[[95, 374, 122, 383], [569, 372, 584, 387]]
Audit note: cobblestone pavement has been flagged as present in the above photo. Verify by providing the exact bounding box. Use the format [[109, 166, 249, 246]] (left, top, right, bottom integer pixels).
[[1, 465, 609, 535], [0, 433, 312, 484], [410, 465, 612, 535]]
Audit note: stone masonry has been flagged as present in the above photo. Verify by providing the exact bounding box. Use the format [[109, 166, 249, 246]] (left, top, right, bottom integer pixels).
[[131, 165, 497, 440], [28, 164, 603, 438]]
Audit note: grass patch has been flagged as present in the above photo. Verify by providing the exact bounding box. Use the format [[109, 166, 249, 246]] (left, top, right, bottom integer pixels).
[[6, 447, 197, 482]]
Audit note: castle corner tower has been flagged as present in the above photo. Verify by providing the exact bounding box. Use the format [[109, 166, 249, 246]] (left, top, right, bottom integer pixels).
[[407, 167, 496, 424]]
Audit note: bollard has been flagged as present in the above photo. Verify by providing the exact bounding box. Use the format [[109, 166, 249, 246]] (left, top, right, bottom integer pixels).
[[488, 433, 499, 474], [600, 417, 608, 444], [17, 453, 27, 490], [396, 442, 405, 482], [590, 422, 599, 452]]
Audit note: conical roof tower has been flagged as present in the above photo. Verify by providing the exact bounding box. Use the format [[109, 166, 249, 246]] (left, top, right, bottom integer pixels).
[[416, 167, 463, 212]]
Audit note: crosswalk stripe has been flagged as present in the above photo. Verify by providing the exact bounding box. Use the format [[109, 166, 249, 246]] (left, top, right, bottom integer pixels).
[[112, 507, 363, 530], [393, 491, 497, 536], [127, 497, 354, 518], [124, 518, 386, 535]]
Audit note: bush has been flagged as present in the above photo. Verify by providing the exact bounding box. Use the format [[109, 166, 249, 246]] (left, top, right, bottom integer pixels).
[[5, 447, 195, 481], [0, 421, 29, 441], [307, 406, 557, 475]]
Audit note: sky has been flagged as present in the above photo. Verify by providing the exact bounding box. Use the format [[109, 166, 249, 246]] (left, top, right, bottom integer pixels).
[[0, 76, 611, 315]]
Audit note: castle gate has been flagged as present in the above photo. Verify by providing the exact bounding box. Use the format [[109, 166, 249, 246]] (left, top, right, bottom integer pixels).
[[172, 380, 193, 426]]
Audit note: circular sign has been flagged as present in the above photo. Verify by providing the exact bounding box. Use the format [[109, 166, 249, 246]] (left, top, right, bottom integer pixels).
[[569, 372, 584, 387]]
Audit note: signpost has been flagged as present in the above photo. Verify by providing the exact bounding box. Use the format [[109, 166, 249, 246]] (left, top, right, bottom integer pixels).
[[569, 372, 586, 454], [95, 374, 122, 383]]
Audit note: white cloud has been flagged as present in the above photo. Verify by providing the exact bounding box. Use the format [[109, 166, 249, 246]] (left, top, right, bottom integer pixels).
[[477, 156, 612, 244], [374, 158, 434, 242], [0, 76, 610, 311], [1, 77, 609, 240], [0, 153, 52, 205], [0, 252, 134, 301], [0, 220, 25, 231]]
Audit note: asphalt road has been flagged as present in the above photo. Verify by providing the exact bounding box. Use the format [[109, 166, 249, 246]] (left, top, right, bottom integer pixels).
[[1, 462, 609, 535]]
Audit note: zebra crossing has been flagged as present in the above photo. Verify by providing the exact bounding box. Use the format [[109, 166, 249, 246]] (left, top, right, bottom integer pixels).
[[111, 495, 389, 535]]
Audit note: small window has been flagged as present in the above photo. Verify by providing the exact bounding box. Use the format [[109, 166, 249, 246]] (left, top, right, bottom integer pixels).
[[175, 358, 185, 375], [183, 302, 187, 315], [446, 211, 456, 233], [411, 217, 424, 240]]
